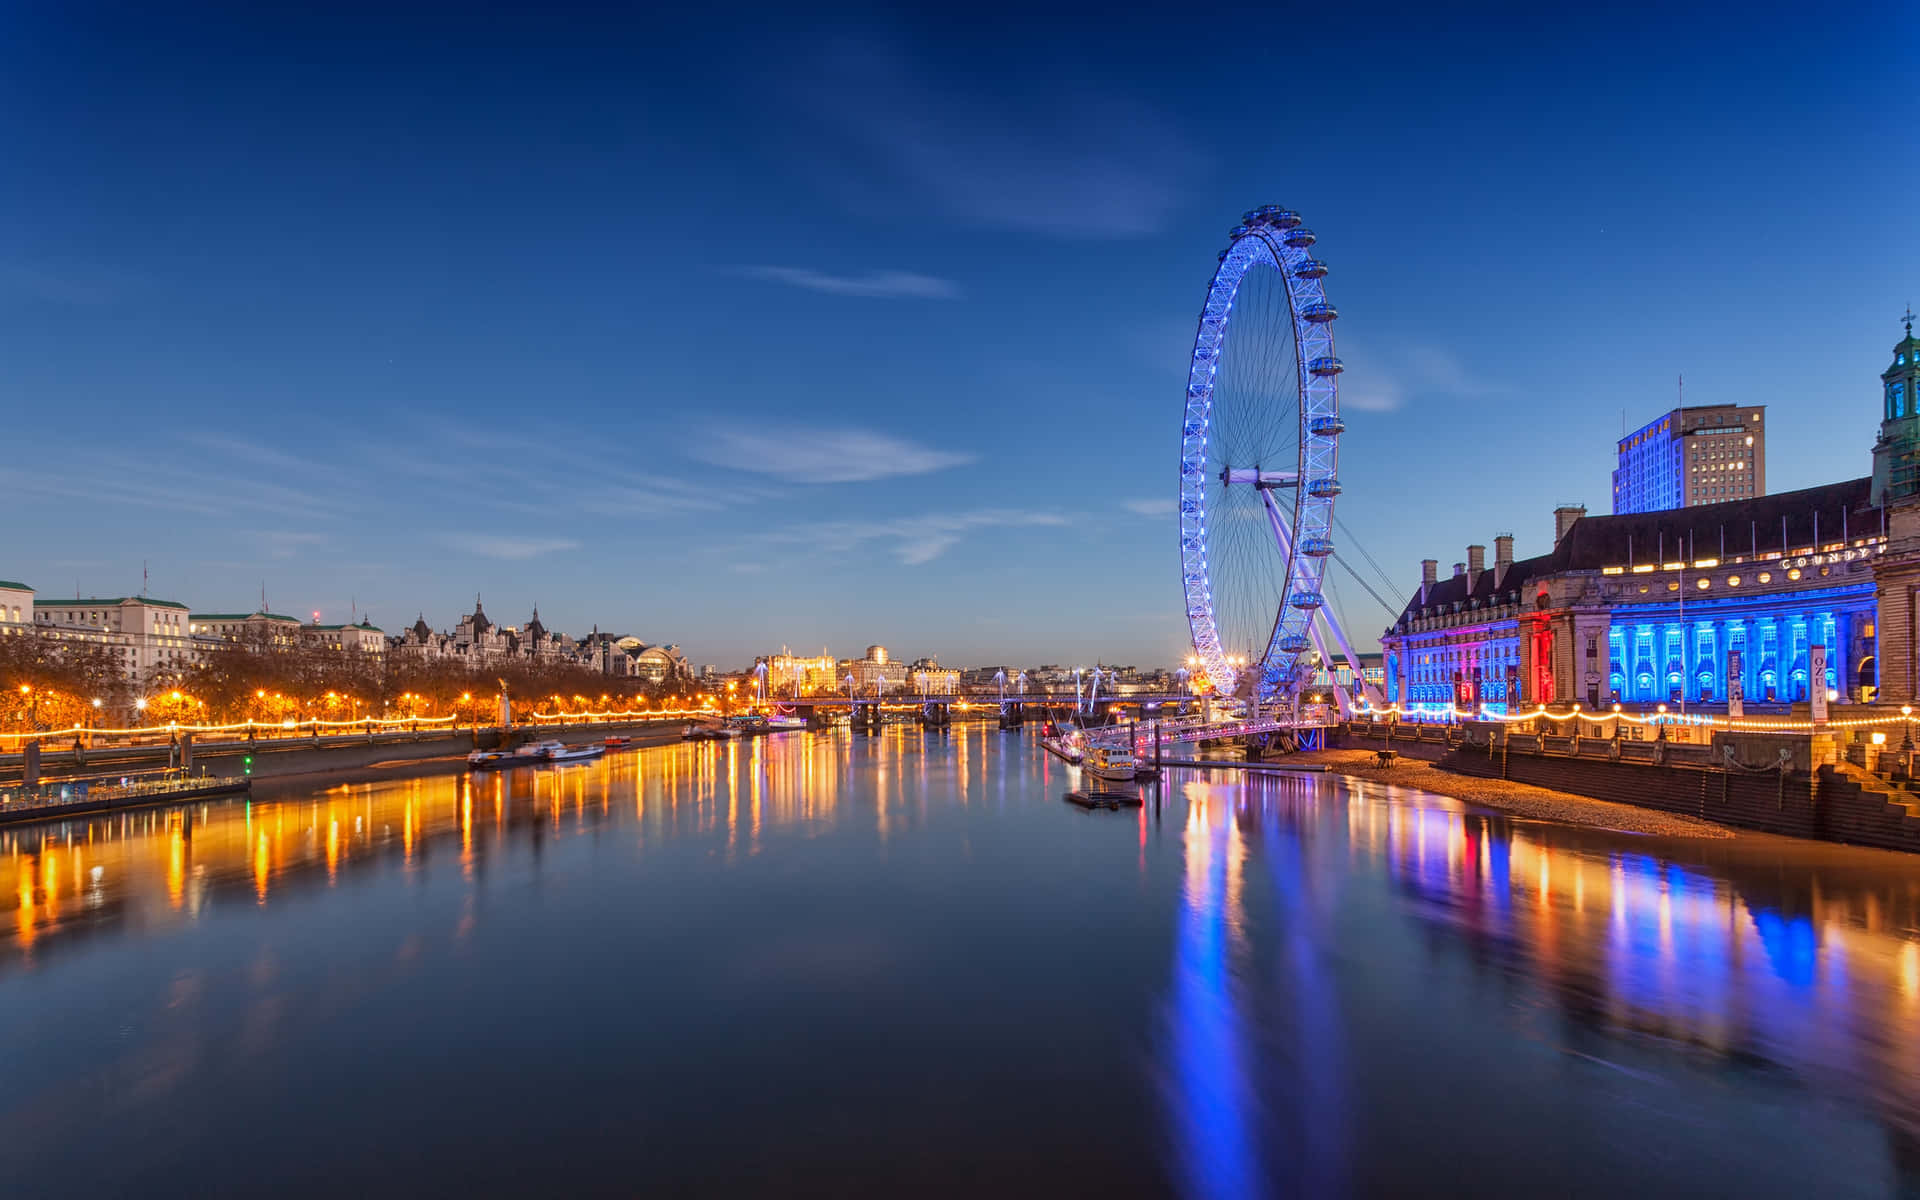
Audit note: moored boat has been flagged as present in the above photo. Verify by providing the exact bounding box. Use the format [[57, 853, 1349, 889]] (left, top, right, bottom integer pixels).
[[542, 741, 606, 763], [1083, 744, 1138, 783], [469, 741, 555, 770], [1039, 731, 1084, 765]]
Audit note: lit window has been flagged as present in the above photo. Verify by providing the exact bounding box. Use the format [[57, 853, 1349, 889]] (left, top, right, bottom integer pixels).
[[1726, 575, 1740, 586], [1758, 572, 1772, 583], [1787, 568, 1801, 580], [1696, 578, 1710, 589]]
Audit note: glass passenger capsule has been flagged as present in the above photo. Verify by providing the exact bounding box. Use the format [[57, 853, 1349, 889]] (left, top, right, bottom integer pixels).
[[1283, 228, 1317, 248], [1277, 635, 1311, 653], [1310, 415, 1347, 437], [1301, 303, 1338, 323], [1308, 356, 1344, 376], [1299, 537, 1334, 557], [1307, 477, 1343, 497], [1292, 259, 1329, 279], [1289, 592, 1326, 609], [1270, 210, 1303, 229]]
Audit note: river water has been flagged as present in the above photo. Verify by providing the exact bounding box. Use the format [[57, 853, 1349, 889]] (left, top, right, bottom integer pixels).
[[4, 726, 1920, 1197]]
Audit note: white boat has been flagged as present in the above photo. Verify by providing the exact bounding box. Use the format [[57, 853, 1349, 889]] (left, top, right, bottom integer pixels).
[[540, 741, 606, 763], [1083, 744, 1138, 783], [469, 741, 560, 770]]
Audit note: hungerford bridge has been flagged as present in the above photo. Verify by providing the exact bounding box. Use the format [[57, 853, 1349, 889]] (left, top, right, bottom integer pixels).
[[746, 206, 1384, 750]]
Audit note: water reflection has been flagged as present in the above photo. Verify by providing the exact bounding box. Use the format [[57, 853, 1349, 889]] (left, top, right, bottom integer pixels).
[[6, 729, 1920, 1195], [1162, 771, 1920, 1195]]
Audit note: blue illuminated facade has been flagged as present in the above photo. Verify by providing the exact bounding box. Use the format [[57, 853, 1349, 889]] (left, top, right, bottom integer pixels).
[[1599, 584, 1861, 705], [1383, 477, 1882, 714], [1612, 411, 1683, 514], [1612, 404, 1766, 515]]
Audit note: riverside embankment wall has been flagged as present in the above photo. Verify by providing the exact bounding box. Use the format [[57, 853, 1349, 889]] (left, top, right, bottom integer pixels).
[[1, 720, 689, 785], [1333, 722, 1920, 855]]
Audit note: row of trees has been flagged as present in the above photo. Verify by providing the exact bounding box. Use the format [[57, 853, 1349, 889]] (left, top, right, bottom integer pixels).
[[0, 631, 702, 734]]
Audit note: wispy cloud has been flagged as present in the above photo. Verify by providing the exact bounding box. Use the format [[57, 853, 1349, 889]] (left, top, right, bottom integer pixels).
[[764, 509, 1069, 565], [0, 451, 337, 521], [441, 534, 581, 561], [374, 430, 763, 518], [1338, 341, 1508, 413], [735, 266, 959, 299], [693, 427, 974, 484], [184, 434, 339, 479], [788, 36, 1199, 238], [1123, 497, 1176, 517]]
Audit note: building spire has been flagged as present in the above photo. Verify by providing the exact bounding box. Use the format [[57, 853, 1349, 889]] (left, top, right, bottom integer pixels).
[[1906, 303, 1916, 339]]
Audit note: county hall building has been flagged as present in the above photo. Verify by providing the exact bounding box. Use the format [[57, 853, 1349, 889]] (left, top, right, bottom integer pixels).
[[1383, 318, 1920, 716]]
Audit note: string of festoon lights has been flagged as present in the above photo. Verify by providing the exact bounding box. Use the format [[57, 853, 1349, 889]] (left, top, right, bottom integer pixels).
[[0, 705, 726, 745], [523, 705, 715, 722], [0, 714, 461, 746], [1351, 699, 1919, 735]]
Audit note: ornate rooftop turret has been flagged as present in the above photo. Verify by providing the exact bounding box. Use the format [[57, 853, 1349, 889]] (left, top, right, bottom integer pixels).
[[1872, 307, 1920, 507]]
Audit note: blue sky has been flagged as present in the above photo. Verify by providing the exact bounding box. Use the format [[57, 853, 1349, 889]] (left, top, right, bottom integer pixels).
[[4, 1, 1914, 669]]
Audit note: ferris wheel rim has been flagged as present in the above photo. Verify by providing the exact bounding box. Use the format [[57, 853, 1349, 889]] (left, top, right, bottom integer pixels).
[[1178, 208, 1342, 702]]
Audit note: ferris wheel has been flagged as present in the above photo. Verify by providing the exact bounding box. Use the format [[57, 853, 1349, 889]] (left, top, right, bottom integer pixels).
[[1178, 205, 1373, 709]]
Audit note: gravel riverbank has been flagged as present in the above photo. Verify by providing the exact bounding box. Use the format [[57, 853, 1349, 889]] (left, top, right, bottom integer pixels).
[[1290, 749, 1736, 838]]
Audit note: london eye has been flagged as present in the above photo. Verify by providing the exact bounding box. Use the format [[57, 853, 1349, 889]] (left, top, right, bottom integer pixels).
[[1179, 206, 1369, 708]]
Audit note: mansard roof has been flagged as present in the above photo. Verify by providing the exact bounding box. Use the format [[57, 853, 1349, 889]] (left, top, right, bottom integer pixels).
[[36, 596, 190, 610], [1544, 477, 1874, 573]]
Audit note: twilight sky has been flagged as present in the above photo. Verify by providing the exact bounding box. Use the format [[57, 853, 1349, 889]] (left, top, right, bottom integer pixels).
[[4, 1, 1914, 669]]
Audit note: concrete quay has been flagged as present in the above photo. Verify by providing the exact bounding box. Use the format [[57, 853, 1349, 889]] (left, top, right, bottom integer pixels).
[[0, 719, 692, 787]]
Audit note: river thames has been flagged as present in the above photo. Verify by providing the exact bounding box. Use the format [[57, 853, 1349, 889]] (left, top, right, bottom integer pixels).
[[5, 726, 1920, 1196]]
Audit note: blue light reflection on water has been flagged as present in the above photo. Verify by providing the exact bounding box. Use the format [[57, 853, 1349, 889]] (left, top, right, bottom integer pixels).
[[2, 733, 1920, 1196], [1166, 790, 1260, 1199]]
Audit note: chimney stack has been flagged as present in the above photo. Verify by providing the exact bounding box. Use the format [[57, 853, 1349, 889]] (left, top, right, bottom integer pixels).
[[1467, 544, 1486, 585], [1453, 562, 1466, 579], [1554, 504, 1587, 545], [1493, 534, 1514, 587], [1420, 559, 1438, 605]]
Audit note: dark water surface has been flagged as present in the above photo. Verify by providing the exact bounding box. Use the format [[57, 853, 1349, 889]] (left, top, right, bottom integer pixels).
[[5, 727, 1920, 1197]]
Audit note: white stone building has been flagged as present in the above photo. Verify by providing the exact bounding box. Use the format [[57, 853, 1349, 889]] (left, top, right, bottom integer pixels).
[[33, 594, 194, 682]]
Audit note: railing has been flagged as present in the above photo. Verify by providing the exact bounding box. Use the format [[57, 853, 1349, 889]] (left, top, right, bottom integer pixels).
[[0, 771, 240, 817]]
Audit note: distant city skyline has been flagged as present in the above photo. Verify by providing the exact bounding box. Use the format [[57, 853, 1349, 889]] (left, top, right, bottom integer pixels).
[[5, 2, 1913, 667]]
